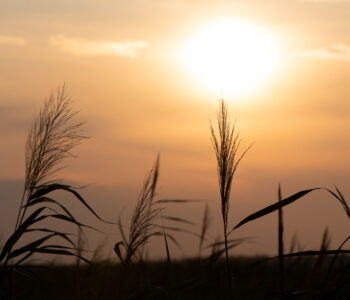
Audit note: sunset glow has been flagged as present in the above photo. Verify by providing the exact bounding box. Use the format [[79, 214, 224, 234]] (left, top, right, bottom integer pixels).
[[1, 0, 350, 280], [183, 19, 282, 96]]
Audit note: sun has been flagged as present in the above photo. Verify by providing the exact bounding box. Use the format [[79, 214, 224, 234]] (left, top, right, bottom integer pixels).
[[182, 19, 282, 97]]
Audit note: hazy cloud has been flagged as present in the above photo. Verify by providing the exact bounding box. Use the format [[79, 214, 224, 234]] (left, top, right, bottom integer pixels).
[[299, 44, 350, 61], [49, 35, 150, 58], [0, 34, 27, 46]]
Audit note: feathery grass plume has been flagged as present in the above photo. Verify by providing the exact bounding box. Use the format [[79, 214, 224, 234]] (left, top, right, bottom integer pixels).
[[115, 155, 162, 265], [210, 98, 250, 299], [0, 86, 103, 272], [16, 85, 87, 230]]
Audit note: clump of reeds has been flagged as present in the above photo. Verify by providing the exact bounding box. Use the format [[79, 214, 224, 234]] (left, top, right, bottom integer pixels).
[[115, 156, 162, 265], [210, 98, 250, 299], [1, 86, 101, 271]]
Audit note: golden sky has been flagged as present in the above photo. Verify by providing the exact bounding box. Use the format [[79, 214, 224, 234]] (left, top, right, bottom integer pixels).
[[0, 0, 349, 258]]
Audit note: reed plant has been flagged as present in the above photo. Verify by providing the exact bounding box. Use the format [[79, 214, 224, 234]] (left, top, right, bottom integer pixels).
[[115, 156, 199, 266], [115, 156, 162, 265], [0, 86, 102, 277], [210, 98, 251, 299]]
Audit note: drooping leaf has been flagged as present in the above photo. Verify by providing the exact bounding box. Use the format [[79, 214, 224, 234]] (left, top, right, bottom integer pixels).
[[48, 214, 96, 231], [25, 196, 77, 222], [8, 233, 57, 259], [28, 183, 105, 222], [24, 228, 76, 248], [325, 187, 350, 219]]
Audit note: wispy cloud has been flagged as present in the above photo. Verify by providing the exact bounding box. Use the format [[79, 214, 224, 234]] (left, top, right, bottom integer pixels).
[[0, 34, 27, 46], [49, 35, 150, 58], [299, 44, 350, 61]]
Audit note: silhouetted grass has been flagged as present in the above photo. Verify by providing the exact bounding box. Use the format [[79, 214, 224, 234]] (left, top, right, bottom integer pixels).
[[210, 98, 251, 299], [0, 90, 349, 299], [115, 155, 162, 265], [0, 86, 104, 298]]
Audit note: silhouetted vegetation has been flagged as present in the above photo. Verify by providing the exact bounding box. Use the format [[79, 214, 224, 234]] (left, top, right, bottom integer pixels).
[[0, 88, 349, 299]]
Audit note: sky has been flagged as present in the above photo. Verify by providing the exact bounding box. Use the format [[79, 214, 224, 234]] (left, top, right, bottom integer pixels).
[[0, 0, 349, 260]]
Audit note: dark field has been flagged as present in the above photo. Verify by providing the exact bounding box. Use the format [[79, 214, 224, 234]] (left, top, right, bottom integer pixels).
[[2, 256, 349, 299]]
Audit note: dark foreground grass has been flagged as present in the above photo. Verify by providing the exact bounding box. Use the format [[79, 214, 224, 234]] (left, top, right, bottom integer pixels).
[[2, 255, 349, 300]]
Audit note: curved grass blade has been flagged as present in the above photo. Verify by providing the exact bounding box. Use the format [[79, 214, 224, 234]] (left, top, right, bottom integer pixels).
[[155, 199, 202, 205], [114, 241, 126, 264], [27, 246, 91, 264], [28, 183, 106, 222], [0, 207, 45, 262], [325, 187, 350, 218], [8, 233, 57, 260], [162, 215, 195, 226], [25, 196, 77, 222], [230, 188, 320, 233], [48, 214, 96, 231], [24, 228, 76, 247]]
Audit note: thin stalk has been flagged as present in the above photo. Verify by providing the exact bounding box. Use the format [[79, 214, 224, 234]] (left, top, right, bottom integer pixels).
[[224, 225, 233, 300], [278, 184, 284, 300]]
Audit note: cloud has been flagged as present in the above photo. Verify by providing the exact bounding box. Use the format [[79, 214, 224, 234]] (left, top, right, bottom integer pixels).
[[299, 44, 350, 61], [49, 35, 150, 58], [0, 34, 27, 46]]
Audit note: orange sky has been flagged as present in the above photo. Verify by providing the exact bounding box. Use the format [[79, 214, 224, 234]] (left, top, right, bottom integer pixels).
[[0, 0, 349, 259]]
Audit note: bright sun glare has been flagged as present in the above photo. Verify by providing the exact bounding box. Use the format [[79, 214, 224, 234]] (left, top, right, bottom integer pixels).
[[183, 19, 282, 97]]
